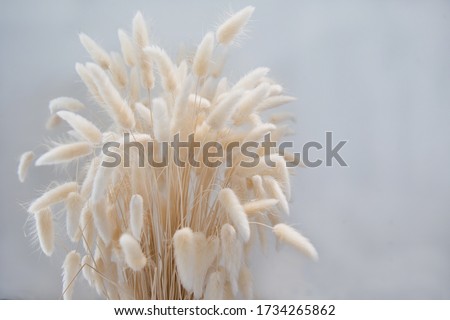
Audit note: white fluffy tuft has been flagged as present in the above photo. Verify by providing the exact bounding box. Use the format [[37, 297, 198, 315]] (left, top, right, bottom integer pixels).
[[57, 111, 102, 144], [118, 29, 137, 67], [216, 6, 255, 45], [243, 198, 279, 216], [65, 192, 83, 242], [35, 207, 55, 256], [35, 142, 92, 166], [28, 182, 78, 214], [220, 224, 242, 294], [152, 98, 170, 141], [130, 194, 144, 240], [49, 97, 85, 114], [120, 233, 147, 271], [273, 223, 318, 261], [87, 63, 136, 129], [18, 151, 34, 183], [79, 33, 111, 69], [144, 46, 178, 93], [62, 250, 81, 299], [204, 270, 225, 300], [173, 227, 195, 292], [218, 188, 250, 242], [193, 32, 214, 78]]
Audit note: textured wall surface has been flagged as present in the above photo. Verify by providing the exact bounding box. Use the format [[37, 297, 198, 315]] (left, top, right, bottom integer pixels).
[[1, 0, 449, 299]]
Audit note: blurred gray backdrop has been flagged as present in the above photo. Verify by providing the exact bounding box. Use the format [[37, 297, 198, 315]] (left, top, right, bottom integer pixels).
[[1, 0, 449, 299]]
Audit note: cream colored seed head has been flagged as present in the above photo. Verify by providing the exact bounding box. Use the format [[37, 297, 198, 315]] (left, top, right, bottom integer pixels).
[[19, 7, 313, 300]]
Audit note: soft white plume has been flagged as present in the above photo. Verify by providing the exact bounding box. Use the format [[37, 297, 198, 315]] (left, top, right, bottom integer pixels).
[[193, 32, 214, 78], [79, 33, 111, 69], [204, 270, 225, 300], [152, 98, 170, 141], [120, 233, 147, 271], [216, 6, 255, 45], [65, 192, 83, 242], [87, 63, 136, 129], [220, 224, 242, 294], [62, 250, 81, 300], [218, 188, 250, 242], [173, 228, 195, 292], [118, 29, 137, 67], [35, 208, 54, 256], [273, 223, 318, 261], [57, 111, 102, 144], [28, 182, 78, 214], [144, 46, 178, 93], [49, 97, 85, 114], [130, 194, 144, 240], [18, 151, 34, 183], [35, 142, 92, 166]]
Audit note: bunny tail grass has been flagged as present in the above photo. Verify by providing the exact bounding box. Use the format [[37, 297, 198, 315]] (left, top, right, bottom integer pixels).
[[18, 151, 34, 183], [273, 224, 318, 261], [19, 7, 316, 300], [35, 208, 55, 256], [216, 6, 255, 45], [62, 250, 81, 300], [120, 233, 147, 271]]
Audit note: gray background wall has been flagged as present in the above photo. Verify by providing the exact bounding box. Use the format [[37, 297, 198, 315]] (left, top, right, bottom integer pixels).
[[1, 0, 449, 299]]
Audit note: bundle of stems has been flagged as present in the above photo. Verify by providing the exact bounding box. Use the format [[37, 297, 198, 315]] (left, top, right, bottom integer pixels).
[[18, 6, 317, 299]]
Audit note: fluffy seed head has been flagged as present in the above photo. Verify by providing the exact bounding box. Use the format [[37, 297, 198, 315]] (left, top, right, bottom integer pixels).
[[152, 98, 170, 141], [81, 255, 95, 286], [80, 205, 95, 252], [243, 198, 279, 216], [193, 32, 214, 78], [144, 46, 178, 93], [216, 6, 255, 45], [205, 90, 243, 129], [233, 67, 269, 90], [238, 265, 253, 299], [232, 82, 270, 124], [220, 224, 242, 294], [273, 224, 318, 261], [79, 33, 111, 69], [65, 192, 83, 242], [18, 151, 34, 183], [173, 228, 195, 292], [118, 29, 137, 66], [132, 11, 149, 48], [93, 201, 113, 245], [130, 194, 144, 240], [110, 52, 128, 89], [263, 176, 289, 215], [87, 63, 136, 129], [62, 250, 81, 300], [57, 111, 102, 144], [256, 95, 296, 111], [28, 182, 78, 214], [35, 208, 54, 256], [192, 234, 218, 299], [75, 63, 104, 105], [45, 114, 62, 130], [204, 270, 225, 300], [35, 142, 92, 166], [218, 188, 250, 242], [49, 97, 85, 114], [188, 94, 211, 109], [120, 233, 147, 271], [91, 161, 115, 203]]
